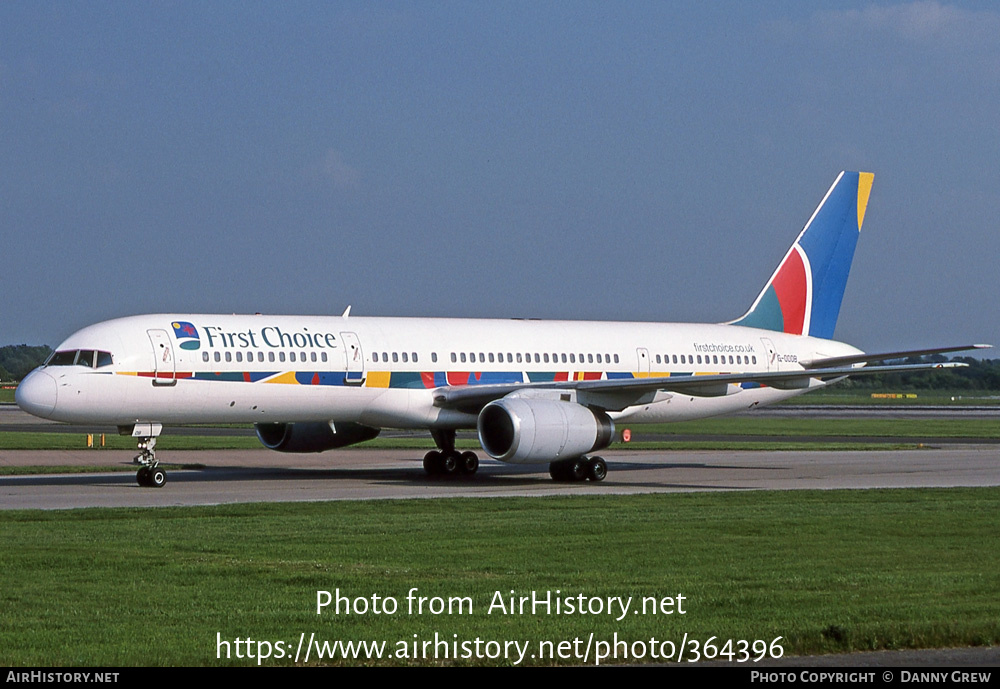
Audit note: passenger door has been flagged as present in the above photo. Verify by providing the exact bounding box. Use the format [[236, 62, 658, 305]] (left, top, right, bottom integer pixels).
[[147, 329, 176, 386], [340, 332, 366, 385]]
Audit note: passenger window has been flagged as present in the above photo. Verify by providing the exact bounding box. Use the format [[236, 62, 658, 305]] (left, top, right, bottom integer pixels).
[[516, 353, 522, 363], [614, 354, 619, 364], [543, 353, 549, 363], [279, 352, 286, 363], [450, 353, 456, 363], [414, 353, 419, 363], [393, 352, 399, 363], [488, 353, 494, 363], [269, 352, 275, 363], [322, 352, 328, 363], [402, 352, 408, 363], [236, 352, 243, 363], [588, 354, 594, 364], [479, 353, 485, 363], [312, 352, 317, 363], [656, 354, 661, 364], [460, 353, 467, 363], [225, 352, 232, 363], [561, 354, 567, 364], [214, 352, 221, 363]]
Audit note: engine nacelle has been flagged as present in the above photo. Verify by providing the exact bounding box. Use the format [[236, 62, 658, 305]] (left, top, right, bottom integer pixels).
[[477, 397, 615, 464], [255, 421, 380, 453]]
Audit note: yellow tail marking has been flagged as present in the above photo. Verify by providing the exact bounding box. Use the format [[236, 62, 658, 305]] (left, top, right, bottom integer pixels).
[[857, 172, 875, 230]]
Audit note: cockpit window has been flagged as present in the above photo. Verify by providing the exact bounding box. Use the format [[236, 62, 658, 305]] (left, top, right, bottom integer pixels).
[[48, 351, 77, 366], [47, 350, 114, 368]]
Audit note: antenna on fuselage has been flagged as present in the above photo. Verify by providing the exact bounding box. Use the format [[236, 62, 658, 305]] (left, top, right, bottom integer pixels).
[[341, 305, 351, 319]]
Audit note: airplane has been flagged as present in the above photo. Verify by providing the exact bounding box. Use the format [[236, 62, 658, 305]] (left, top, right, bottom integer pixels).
[[15, 171, 988, 487]]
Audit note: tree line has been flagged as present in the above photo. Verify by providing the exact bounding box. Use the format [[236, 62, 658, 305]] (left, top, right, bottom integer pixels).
[[834, 355, 1000, 391], [0, 345, 53, 381]]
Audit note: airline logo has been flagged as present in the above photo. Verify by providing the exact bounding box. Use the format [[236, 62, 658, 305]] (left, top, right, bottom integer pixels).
[[172, 321, 201, 351]]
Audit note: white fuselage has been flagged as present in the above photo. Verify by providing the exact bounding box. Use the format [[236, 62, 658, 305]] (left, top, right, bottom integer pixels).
[[17, 313, 862, 430]]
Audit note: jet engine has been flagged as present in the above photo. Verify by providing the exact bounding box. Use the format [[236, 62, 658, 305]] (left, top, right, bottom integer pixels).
[[255, 421, 380, 453], [477, 397, 615, 464]]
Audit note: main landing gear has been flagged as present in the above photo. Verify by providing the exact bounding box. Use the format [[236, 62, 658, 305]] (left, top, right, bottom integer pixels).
[[423, 429, 479, 477], [133, 435, 167, 488], [549, 456, 607, 482]]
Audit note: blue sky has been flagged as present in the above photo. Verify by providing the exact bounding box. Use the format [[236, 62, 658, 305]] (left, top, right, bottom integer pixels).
[[3, 1, 998, 353]]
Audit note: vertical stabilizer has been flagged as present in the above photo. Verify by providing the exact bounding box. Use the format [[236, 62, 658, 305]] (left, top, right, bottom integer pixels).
[[730, 171, 874, 339]]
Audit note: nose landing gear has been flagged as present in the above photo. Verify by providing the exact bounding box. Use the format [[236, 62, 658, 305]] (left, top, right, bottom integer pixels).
[[126, 424, 167, 488]]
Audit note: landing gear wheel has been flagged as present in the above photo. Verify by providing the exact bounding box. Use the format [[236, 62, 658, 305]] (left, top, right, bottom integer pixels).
[[570, 459, 589, 482], [460, 451, 479, 475], [136, 467, 152, 487], [549, 459, 580, 482], [423, 450, 443, 475], [440, 451, 460, 476], [549, 457, 606, 482], [149, 466, 167, 488], [587, 456, 607, 482]]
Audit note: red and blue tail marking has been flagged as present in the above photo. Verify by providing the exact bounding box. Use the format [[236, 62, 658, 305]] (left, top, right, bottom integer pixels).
[[731, 171, 874, 339]]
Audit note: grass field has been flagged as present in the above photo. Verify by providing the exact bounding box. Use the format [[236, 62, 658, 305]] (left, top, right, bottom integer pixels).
[[626, 416, 1000, 439], [1, 488, 996, 666], [1, 412, 998, 456]]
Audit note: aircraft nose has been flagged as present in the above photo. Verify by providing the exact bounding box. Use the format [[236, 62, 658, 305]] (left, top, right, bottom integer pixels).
[[15, 370, 58, 418]]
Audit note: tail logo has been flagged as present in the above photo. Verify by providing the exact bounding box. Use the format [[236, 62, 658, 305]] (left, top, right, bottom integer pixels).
[[731, 171, 873, 340]]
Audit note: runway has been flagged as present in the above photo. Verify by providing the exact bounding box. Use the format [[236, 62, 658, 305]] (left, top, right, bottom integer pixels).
[[1, 444, 997, 510]]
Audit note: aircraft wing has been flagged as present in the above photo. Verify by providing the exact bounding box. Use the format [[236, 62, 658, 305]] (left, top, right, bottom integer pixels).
[[432, 360, 972, 413], [800, 344, 991, 369]]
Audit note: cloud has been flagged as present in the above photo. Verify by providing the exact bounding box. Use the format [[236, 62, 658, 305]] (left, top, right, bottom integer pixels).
[[781, 1, 1000, 52], [307, 148, 362, 191], [828, 1, 1000, 47]]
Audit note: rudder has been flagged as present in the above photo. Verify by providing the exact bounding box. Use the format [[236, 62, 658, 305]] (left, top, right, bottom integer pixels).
[[730, 171, 874, 339]]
